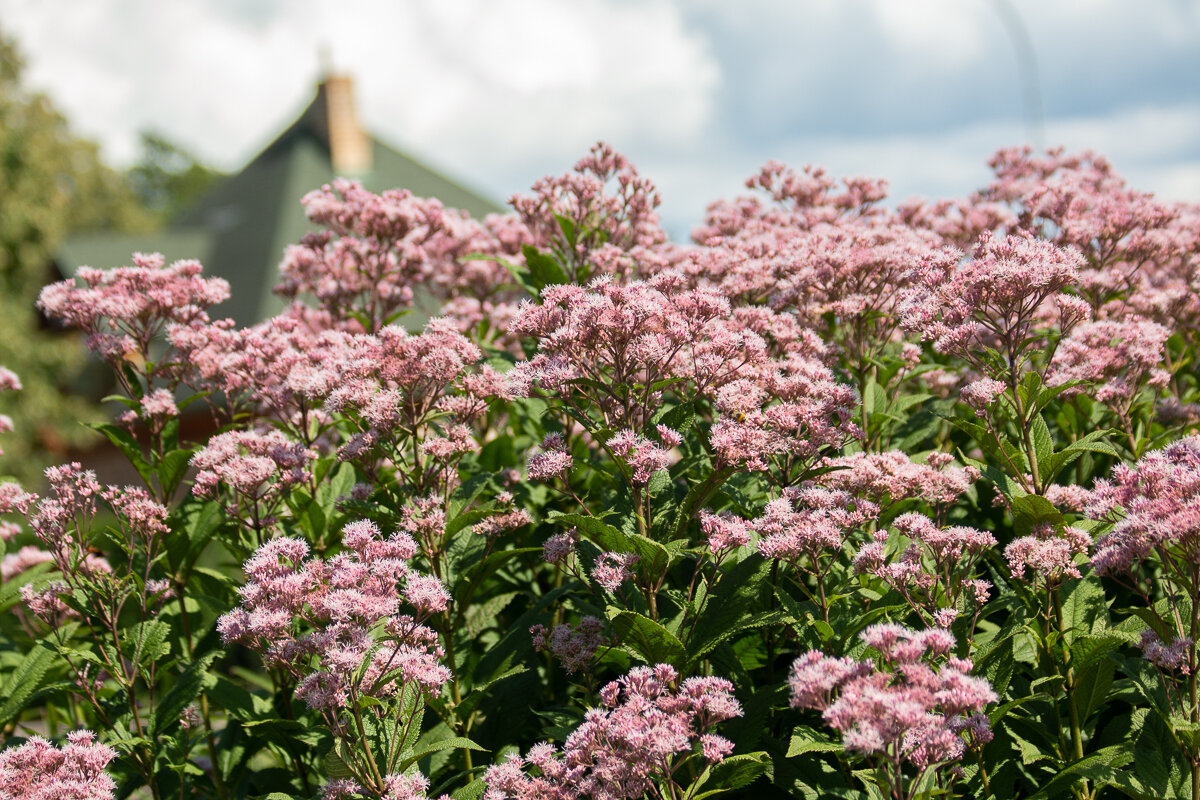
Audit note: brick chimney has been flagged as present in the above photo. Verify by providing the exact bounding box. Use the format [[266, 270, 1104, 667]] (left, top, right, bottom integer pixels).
[[315, 74, 372, 175]]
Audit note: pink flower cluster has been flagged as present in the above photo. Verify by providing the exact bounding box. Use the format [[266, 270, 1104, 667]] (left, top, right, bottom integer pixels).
[[592, 552, 638, 593], [900, 231, 1082, 357], [1005, 523, 1092, 584], [0, 731, 116, 800], [275, 179, 448, 332], [708, 358, 860, 476], [324, 319, 494, 474], [527, 433, 573, 481], [819, 450, 978, 508], [530, 616, 608, 674], [483, 664, 741, 800], [605, 429, 675, 485], [38, 252, 230, 375], [1089, 436, 1200, 576], [790, 624, 995, 773], [510, 141, 667, 281], [508, 276, 766, 432], [191, 430, 314, 536], [169, 307, 356, 430], [755, 486, 877, 568], [698, 509, 753, 556], [0, 465, 165, 617], [322, 771, 448, 800], [1048, 318, 1171, 406], [854, 513, 994, 618], [217, 521, 451, 713]]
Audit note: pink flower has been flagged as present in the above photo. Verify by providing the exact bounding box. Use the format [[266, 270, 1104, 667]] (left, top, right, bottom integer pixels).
[[606, 430, 673, 485], [0, 731, 116, 800], [698, 510, 752, 555], [484, 664, 742, 800], [542, 529, 579, 565], [0, 366, 21, 392], [140, 388, 179, 418], [1006, 525, 1091, 583], [592, 552, 638, 592], [819, 450, 978, 507], [218, 520, 451, 718], [528, 433, 574, 481], [1048, 318, 1170, 405], [960, 378, 1006, 415], [791, 625, 996, 773], [531, 616, 608, 674]]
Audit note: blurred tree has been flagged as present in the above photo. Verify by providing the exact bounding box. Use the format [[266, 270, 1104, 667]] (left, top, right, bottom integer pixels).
[[0, 29, 156, 485], [126, 130, 224, 223]]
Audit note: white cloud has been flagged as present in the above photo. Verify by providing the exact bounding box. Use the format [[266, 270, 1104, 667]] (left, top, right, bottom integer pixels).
[[0, 0, 718, 176], [0, 0, 1195, 244]]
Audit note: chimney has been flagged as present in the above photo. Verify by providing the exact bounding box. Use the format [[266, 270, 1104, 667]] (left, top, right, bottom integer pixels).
[[318, 75, 372, 175]]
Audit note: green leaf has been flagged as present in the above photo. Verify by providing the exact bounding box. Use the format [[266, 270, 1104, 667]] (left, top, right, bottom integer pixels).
[[316, 460, 355, 519], [451, 781, 486, 800], [446, 472, 494, 525], [153, 651, 219, 736], [687, 557, 777, 665], [0, 627, 72, 724], [0, 561, 53, 612], [977, 633, 1015, 697], [464, 591, 519, 638], [1042, 430, 1118, 482], [1009, 494, 1064, 537], [549, 512, 671, 575], [606, 609, 687, 668], [554, 213, 577, 249], [400, 736, 487, 772], [324, 742, 356, 781], [1074, 657, 1115, 723], [1061, 577, 1109, 641], [863, 378, 886, 416], [652, 400, 696, 434], [692, 751, 770, 798], [157, 447, 194, 498], [787, 725, 842, 757], [1023, 745, 1133, 800], [522, 244, 569, 290], [85, 422, 153, 486], [1030, 413, 1054, 475], [127, 619, 172, 666]]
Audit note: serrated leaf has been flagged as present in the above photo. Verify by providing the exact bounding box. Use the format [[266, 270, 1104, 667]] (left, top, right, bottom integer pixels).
[[521, 244, 569, 290], [85, 422, 153, 486], [1024, 745, 1133, 800], [400, 736, 487, 772], [0, 627, 72, 724], [451, 780, 486, 800], [464, 591, 519, 638], [1010, 494, 1064, 537], [153, 650, 218, 736], [606, 609, 686, 668], [692, 751, 770, 798], [549, 512, 671, 575], [157, 448, 194, 498], [1030, 413, 1054, 475], [127, 619, 172, 666], [787, 726, 842, 757]]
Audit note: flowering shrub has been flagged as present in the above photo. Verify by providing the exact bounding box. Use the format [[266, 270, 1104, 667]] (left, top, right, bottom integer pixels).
[[2, 141, 1200, 800]]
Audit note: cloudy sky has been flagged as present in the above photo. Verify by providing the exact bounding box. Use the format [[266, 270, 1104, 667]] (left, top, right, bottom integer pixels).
[[1, 0, 1198, 237]]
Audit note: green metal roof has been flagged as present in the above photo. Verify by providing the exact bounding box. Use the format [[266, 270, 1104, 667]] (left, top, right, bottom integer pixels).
[[57, 83, 504, 327]]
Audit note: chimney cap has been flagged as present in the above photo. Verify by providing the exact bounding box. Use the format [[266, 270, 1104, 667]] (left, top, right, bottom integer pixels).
[[305, 72, 372, 176]]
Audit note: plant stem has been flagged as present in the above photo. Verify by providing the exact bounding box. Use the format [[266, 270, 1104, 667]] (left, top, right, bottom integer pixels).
[[1052, 586, 1089, 799]]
